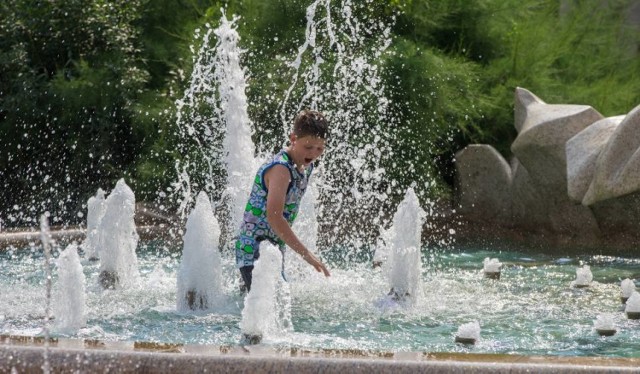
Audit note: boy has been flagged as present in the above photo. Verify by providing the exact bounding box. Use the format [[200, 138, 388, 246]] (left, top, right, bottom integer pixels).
[[235, 109, 331, 291]]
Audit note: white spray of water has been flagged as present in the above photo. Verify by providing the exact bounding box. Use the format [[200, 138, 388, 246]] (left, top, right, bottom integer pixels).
[[625, 291, 640, 313], [176, 191, 224, 312], [278, 0, 399, 247], [81, 188, 106, 260], [172, 12, 257, 231], [286, 180, 321, 280], [386, 187, 425, 303], [483, 258, 502, 273], [571, 265, 593, 287], [39, 215, 53, 374], [215, 14, 258, 234], [97, 179, 140, 289], [621, 278, 636, 298], [53, 243, 86, 334], [456, 321, 481, 340], [240, 243, 292, 339]]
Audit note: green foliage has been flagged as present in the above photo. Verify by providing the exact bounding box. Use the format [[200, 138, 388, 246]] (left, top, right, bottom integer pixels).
[[2, 0, 640, 226]]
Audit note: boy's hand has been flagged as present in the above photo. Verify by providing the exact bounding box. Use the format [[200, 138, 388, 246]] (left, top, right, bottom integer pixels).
[[304, 252, 331, 277]]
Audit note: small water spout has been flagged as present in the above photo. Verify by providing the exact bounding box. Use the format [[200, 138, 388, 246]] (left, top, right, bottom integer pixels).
[[239, 243, 291, 344], [455, 321, 480, 345], [97, 179, 140, 290], [386, 187, 425, 304], [620, 278, 636, 304], [81, 188, 106, 261], [39, 215, 53, 374], [625, 291, 640, 319], [483, 257, 502, 280], [176, 191, 224, 312], [570, 265, 592, 288], [594, 314, 616, 336], [53, 243, 86, 334]]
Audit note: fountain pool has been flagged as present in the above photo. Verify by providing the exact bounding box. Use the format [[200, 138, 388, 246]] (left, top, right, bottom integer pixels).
[[2, 242, 640, 358]]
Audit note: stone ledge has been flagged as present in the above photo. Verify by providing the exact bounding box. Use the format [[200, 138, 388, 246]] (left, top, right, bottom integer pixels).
[[1, 341, 639, 374], [2, 335, 640, 373]]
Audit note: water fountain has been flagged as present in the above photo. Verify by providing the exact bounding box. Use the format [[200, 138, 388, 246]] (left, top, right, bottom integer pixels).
[[594, 314, 617, 337], [81, 189, 105, 261], [39, 215, 53, 374], [455, 321, 480, 345], [239, 243, 291, 344], [620, 278, 636, 304], [176, 191, 224, 311], [483, 257, 502, 280], [53, 243, 86, 334], [96, 179, 140, 289], [385, 187, 425, 304], [624, 291, 640, 319], [172, 11, 259, 241], [571, 264, 593, 288]]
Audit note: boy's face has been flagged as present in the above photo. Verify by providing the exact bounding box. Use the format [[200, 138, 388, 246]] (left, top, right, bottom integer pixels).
[[290, 134, 326, 167]]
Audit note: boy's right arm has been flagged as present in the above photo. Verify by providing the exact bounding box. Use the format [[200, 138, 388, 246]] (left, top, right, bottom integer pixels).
[[264, 165, 330, 277]]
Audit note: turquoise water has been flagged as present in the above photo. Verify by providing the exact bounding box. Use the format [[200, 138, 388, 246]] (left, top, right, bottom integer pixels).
[[1, 242, 639, 357]]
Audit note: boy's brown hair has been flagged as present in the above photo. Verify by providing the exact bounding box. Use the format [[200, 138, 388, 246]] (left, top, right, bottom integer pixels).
[[293, 109, 329, 139]]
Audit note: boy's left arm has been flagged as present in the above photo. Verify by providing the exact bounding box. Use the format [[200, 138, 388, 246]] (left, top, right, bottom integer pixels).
[[265, 165, 330, 277]]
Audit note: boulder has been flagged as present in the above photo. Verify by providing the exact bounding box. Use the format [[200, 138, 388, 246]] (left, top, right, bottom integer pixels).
[[583, 104, 640, 205], [510, 157, 549, 229], [454, 145, 512, 224], [566, 116, 624, 203], [589, 191, 640, 240], [510, 157, 601, 243], [511, 87, 604, 193]]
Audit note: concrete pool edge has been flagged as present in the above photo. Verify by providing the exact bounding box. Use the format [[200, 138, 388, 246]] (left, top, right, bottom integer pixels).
[[2, 335, 639, 373]]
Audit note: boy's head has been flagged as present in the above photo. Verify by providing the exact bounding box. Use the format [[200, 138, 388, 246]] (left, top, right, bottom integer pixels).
[[289, 110, 328, 167], [292, 109, 329, 140]]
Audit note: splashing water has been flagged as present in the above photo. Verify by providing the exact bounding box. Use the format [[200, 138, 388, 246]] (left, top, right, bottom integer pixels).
[[176, 191, 224, 312], [456, 321, 481, 341], [81, 188, 105, 260], [483, 258, 502, 273], [39, 215, 53, 374], [97, 179, 139, 289], [53, 243, 86, 334], [625, 292, 640, 313], [621, 278, 636, 299], [385, 187, 425, 304], [278, 0, 400, 248], [571, 265, 593, 287], [594, 314, 616, 331], [240, 243, 292, 341], [172, 12, 258, 238]]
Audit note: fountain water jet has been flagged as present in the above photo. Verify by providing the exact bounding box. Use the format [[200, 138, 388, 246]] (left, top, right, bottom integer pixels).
[[96, 179, 139, 290], [483, 257, 502, 279], [385, 187, 425, 304], [571, 264, 593, 288], [172, 12, 258, 244], [81, 189, 105, 261], [455, 321, 480, 345], [239, 243, 291, 344], [176, 191, 224, 312], [625, 291, 640, 319], [53, 243, 86, 334], [620, 278, 636, 304], [594, 314, 616, 336], [39, 215, 53, 374]]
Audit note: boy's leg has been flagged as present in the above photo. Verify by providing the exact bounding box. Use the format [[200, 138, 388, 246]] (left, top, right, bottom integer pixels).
[[239, 266, 254, 292]]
